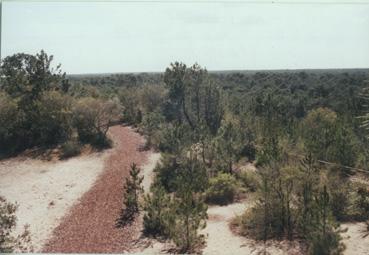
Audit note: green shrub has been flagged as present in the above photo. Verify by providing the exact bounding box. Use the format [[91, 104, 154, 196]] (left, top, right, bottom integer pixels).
[[353, 185, 369, 221], [327, 174, 352, 221], [0, 93, 19, 154], [0, 196, 32, 252], [143, 185, 174, 237], [231, 207, 264, 239], [140, 111, 165, 149], [170, 182, 207, 253], [236, 171, 259, 192], [60, 140, 81, 159], [72, 97, 120, 147], [307, 228, 345, 255], [205, 173, 238, 205], [118, 164, 143, 226]]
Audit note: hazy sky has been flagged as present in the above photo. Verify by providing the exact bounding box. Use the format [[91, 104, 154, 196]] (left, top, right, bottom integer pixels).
[[2, 1, 369, 74]]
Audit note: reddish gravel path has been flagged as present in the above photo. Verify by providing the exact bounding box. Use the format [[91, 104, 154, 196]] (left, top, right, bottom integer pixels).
[[43, 125, 149, 253]]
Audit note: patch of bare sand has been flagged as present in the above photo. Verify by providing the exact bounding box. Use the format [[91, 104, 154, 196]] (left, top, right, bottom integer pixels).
[[202, 201, 303, 255], [0, 151, 110, 251], [142, 153, 161, 194], [341, 222, 369, 255]]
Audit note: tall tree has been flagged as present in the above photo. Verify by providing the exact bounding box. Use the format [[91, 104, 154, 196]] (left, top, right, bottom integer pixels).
[[163, 62, 223, 136], [0, 50, 69, 100]]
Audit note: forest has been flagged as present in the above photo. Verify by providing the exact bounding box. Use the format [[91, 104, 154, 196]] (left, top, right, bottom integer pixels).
[[1, 51, 369, 254]]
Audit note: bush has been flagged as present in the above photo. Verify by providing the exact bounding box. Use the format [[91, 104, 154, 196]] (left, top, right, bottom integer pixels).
[[236, 171, 259, 192], [143, 185, 174, 237], [0, 93, 19, 154], [0, 196, 32, 252], [60, 140, 81, 159], [36, 91, 73, 146], [308, 228, 345, 255], [205, 173, 238, 205], [140, 111, 165, 149], [73, 97, 120, 147], [326, 174, 352, 221], [231, 208, 263, 239], [170, 183, 207, 253], [353, 185, 369, 221]]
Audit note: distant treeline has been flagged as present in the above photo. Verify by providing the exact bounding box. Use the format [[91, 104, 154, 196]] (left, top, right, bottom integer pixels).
[[69, 69, 369, 115]]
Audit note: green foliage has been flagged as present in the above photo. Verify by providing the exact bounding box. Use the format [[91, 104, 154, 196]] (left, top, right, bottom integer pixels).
[[138, 84, 166, 114], [119, 163, 144, 225], [0, 51, 72, 153], [0, 50, 69, 99], [163, 62, 224, 135], [0, 196, 18, 252], [158, 123, 191, 154], [329, 122, 358, 174], [72, 97, 120, 147], [140, 111, 165, 149], [236, 171, 259, 192], [60, 140, 82, 159], [308, 227, 344, 255], [301, 107, 338, 160], [205, 173, 238, 205], [236, 155, 346, 255], [143, 185, 174, 237], [0, 196, 32, 252], [36, 91, 73, 145], [170, 182, 207, 253], [214, 119, 252, 173], [306, 186, 345, 255], [354, 185, 369, 221], [0, 93, 20, 154], [326, 174, 351, 221], [119, 88, 142, 125], [155, 153, 208, 193]]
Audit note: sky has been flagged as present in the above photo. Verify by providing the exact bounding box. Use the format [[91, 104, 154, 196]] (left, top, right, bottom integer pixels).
[[2, 0, 369, 74]]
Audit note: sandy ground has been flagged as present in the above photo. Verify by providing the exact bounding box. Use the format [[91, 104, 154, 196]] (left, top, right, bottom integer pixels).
[[2, 127, 367, 254], [141, 153, 161, 194], [202, 201, 304, 255], [341, 222, 369, 255], [43, 126, 154, 253], [0, 151, 110, 252], [136, 159, 368, 255]]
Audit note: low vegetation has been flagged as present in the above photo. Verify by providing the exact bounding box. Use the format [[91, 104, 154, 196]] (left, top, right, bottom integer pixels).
[[118, 163, 144, 226], [205, 173, 238, 205], [0, 51, 121, 157], [1, 51, 369, 254], [0, 196, 32, 252]]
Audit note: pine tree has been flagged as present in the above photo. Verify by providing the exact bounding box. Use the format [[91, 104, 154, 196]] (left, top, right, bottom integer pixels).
[[118, 163, 144, 226], [307, 186, 345, 255], [171, 182, 207, 253], [297, 154, 319, 236], [143, 185, 174, 237]]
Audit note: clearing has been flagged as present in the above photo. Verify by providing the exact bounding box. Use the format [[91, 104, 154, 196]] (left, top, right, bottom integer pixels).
[[1, 125, 368, 254], [0, 148, 110, 251]]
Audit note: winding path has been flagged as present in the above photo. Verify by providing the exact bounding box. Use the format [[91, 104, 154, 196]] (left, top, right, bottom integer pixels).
[[43, 125, 150, 253]]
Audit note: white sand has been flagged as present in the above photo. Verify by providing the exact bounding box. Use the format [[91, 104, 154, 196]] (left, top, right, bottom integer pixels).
[[202, 199, 304, 255], [141, 153, 161, 194], [341, 222, 369, 255], [0, 152, 109, 251]]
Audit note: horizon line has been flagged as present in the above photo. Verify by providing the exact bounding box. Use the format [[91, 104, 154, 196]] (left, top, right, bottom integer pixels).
[[67, 67, 369, 76]]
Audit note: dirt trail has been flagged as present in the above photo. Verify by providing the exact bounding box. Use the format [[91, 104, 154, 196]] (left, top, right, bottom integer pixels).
[[42, 125, 151, 253], [0, 149, 109, 252]]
